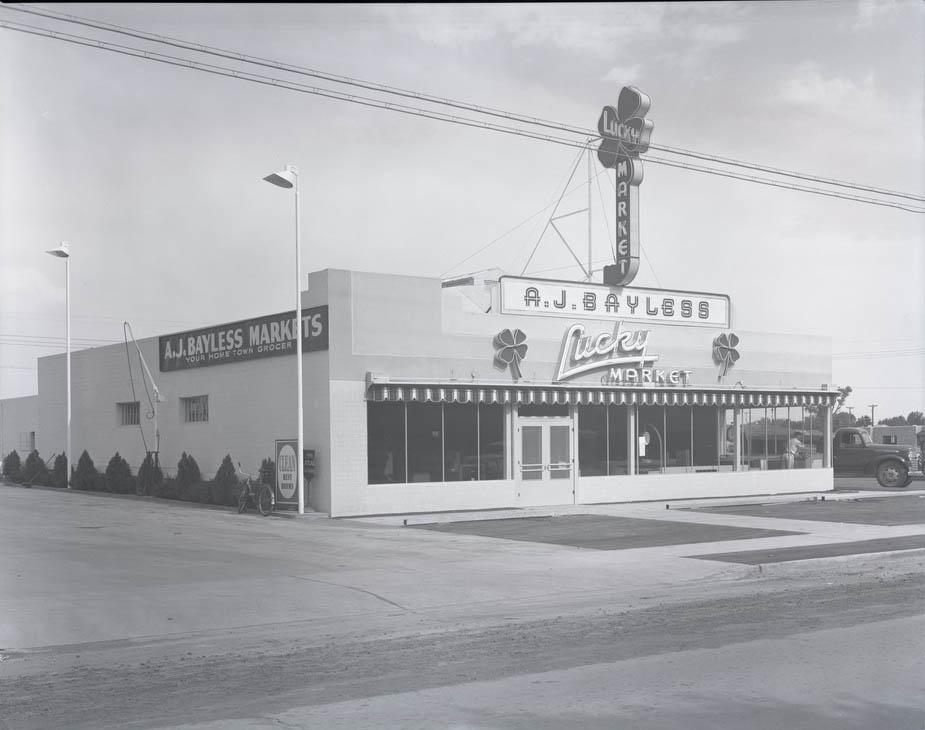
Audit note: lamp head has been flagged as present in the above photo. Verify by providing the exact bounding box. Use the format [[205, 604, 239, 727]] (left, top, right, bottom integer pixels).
[[46, 241, 70, 258], [263, 164, 298, 189]]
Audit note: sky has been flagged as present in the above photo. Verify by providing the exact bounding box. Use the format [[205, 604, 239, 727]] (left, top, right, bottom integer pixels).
[[1, 1, 923, 421]]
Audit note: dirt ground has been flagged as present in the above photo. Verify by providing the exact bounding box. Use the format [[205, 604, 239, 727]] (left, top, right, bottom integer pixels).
[[2, 484, 924, 729]]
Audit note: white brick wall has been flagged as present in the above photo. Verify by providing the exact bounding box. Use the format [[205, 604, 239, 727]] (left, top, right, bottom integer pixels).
[[327, 380, 367, 517]]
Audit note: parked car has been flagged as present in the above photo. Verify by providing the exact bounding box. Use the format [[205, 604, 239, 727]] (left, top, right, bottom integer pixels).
[[833, 427, 922, 488]]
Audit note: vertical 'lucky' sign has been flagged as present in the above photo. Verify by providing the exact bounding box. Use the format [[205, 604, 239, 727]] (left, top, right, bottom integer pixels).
[[597, 86, 654, 287]]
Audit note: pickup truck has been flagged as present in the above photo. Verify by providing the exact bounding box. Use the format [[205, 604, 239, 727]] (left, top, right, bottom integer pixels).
[[833, 427, 922, 488]]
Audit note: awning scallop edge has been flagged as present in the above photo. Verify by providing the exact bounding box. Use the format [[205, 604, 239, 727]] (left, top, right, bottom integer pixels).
[[366, 382, 838, 408]]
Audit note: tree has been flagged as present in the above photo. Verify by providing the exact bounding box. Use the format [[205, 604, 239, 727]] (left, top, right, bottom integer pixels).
[[832, 411, 857, 430], [105, 452, 133, 494], [137, 452, 163, 496], [211, 454, 238, 505], [2, 450, 22, 481], [907, 411, 924, 426], [260, 457, 276, 485], [176, 452, 201, 500], [833, 385, 853, 414], [51, 454, 68, 488], [73, 450, 99, 491], [880, 415, 907, 426], [21, 450, 49, 486], [856, 415, 872, 428]]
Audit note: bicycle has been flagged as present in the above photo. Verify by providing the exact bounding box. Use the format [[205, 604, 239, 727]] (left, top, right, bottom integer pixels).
[[236, 463, 275, 516]]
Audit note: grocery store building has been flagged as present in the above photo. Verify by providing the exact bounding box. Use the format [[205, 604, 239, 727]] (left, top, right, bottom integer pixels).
[[2, 267, 837, 517]]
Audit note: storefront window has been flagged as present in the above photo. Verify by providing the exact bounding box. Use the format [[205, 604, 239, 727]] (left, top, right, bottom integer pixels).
[[742, 408, 770, 469], [444, 403, 477, 482], [407, 403, 443, 482], [637, 405, 665, 475], [692, 406, 719, 470], [578, 405, 607, 476], [729, 406, 828, 471], [367, 402, 406, 484], [478, 404, 505, 480], [665, 406, 692, 470], [368, 401, 505, 484], [607, 405, 629, 475], [578, 405, 628, 477], [795, 406, 824, 469]]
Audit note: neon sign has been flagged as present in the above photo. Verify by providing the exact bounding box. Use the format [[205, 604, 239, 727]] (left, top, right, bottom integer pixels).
[[597, 86, 653, 287], [555, 322, 657, 380], [554, 322, 691, 386]]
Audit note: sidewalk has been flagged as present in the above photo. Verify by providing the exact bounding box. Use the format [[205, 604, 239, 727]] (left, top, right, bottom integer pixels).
[[352, 483, 925, 527]]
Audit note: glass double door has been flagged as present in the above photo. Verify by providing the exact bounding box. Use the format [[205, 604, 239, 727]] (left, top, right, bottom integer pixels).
[[517, 417, 574, 506]]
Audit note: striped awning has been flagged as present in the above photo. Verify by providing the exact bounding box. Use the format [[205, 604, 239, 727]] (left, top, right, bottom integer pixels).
[[367, 383, 838, 408]]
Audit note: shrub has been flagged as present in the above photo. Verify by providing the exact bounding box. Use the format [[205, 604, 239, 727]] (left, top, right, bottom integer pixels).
[[187, 480, 212, 504], [72, 450, 98, 491], [160, 476, 178, 500], [137, 452, 164, 496], [259, 457, 276, 486], [176, 452, 201, 494], [211, 455, 239, 506], [21, 450, 49, 486], [51, 454, 68, 488], [105, 452, 133, 494], [3, 450, 22, 482]]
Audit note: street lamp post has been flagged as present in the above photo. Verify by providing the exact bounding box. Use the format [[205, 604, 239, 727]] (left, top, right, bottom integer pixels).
[[263, 165, 305, 515], [45, 242, 71, 488]]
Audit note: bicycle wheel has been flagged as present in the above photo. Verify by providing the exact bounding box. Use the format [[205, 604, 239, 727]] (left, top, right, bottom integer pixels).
[[257, 485, 274, 516], [237, 488, 249, 514]]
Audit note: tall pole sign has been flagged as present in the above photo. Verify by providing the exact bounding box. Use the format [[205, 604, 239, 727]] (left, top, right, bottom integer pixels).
[[597, 86, 654, 287]]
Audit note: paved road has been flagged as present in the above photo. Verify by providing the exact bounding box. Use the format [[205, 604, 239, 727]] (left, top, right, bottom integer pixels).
[[1, 485, 923, 729]]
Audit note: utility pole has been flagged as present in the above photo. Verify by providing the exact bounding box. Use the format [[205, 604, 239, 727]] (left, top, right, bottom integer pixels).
[[868, 404, 877, 435]]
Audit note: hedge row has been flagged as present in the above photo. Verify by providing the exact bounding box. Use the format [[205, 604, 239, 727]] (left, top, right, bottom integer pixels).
[[1, 449, 67, 488], [2, 449, 275, 508]]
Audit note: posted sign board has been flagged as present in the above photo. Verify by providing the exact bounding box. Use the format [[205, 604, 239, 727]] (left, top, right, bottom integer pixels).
[[499, 276, 730, 328], [159, 306, 328, 372], [275, 439, 300, 508]]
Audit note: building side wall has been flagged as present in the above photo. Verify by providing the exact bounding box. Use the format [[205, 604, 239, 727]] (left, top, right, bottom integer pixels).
[[0, 395, 38, 461], [34, 282, 332, 503], [872, 425, 922, 446], [338, 271, 832, 390]]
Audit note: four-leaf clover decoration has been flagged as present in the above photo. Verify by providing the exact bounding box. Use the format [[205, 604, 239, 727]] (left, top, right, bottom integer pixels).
[[712, 332, 741, 379], [597, 86, 655, 169], [494, 329, 528, 381]]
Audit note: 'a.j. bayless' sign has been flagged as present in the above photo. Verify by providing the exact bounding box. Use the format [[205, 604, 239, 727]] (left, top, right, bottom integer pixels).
[[159, 306, 328, 371]]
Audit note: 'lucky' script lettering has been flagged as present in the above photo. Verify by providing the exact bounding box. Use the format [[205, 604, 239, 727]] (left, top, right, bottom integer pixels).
[[555, 323, 658, 381]]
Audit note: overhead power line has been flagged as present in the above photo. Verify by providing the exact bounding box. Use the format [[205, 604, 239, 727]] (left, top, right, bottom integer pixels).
[[5, 3, 922, 205], [3, 19, 923, 217]]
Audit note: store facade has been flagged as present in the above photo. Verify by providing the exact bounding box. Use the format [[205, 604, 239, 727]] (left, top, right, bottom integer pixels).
[[8, 267, 836, 517]]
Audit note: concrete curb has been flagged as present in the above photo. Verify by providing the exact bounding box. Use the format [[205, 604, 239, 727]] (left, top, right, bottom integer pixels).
[[352, 488, 925, 526]]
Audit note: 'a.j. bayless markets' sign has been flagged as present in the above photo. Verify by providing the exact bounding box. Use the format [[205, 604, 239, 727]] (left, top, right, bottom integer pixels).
[[159, 306, 328, 372], [500, 276, 730, 328]]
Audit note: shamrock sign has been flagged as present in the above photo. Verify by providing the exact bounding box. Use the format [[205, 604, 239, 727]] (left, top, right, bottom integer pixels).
[[596, 86, 654, 288], [712, 332, 741, 379], [597, 86, 654, 169], [494, 328, 528, 381]]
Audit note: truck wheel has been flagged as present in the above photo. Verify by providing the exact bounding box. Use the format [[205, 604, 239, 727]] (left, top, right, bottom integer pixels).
[[876, 461, 907, 489]]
